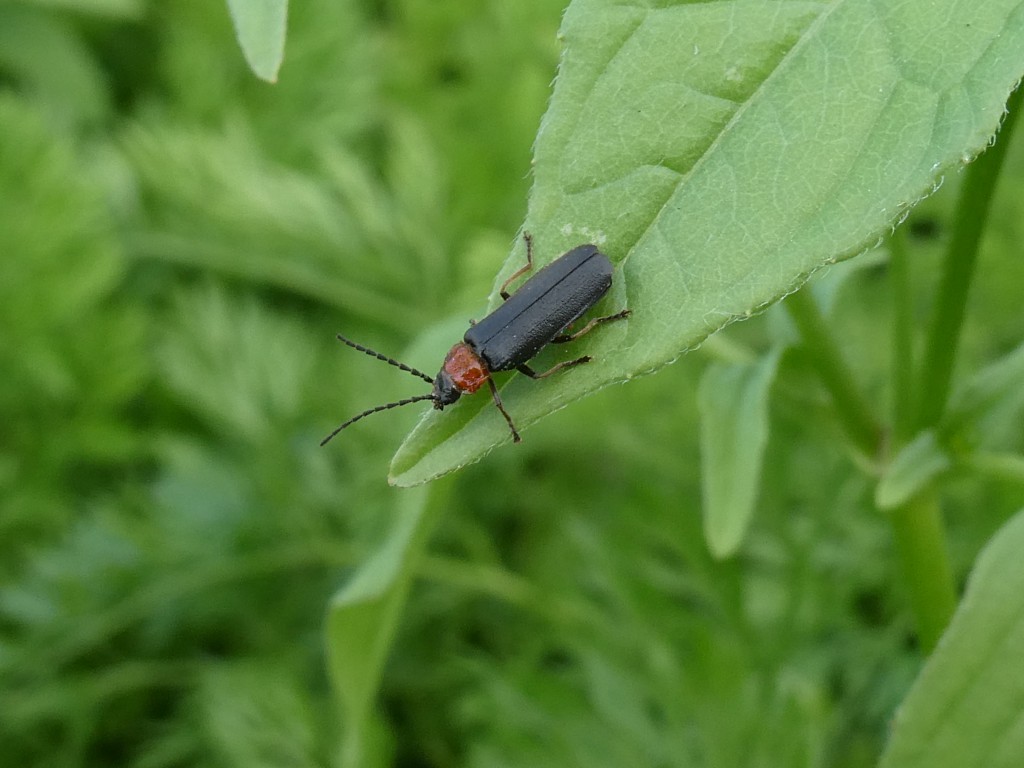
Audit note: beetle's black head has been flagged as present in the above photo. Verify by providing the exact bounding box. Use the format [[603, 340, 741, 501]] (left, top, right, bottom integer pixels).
[[431, 370, 462, 408]]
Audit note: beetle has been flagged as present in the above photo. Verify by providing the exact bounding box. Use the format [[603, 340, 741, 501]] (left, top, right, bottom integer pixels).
[[321, 233, 630, 445]]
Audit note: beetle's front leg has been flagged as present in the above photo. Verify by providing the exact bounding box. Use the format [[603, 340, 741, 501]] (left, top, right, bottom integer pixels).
[[499, 232, 536, 300]]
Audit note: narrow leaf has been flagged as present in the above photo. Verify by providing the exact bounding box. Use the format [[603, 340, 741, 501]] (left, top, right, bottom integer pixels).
[[324, 486, 439, 768], [944, 341, 1024, 441], [698, 349, 781, 558], [879, 508, 1024, 768], [226, 0, 287, 83], [876, 431, 952, 511], [390, 0, 1024, 486]]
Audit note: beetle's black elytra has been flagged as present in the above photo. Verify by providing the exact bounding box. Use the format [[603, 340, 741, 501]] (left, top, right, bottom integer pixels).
[[321, 234, 630, 445]]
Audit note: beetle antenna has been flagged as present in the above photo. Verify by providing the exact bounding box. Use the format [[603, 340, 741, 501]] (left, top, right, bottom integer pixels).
[[335, 334, 434, 385], [320, 393, 436, 446]]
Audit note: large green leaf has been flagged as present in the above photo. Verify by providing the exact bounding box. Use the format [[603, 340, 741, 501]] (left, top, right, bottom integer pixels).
[[390, 0, 1024, 486], [879, 508, 1024, 767]]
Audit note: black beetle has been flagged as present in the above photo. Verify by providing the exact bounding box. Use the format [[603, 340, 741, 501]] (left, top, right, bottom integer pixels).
[[321, 234, 630, 444]]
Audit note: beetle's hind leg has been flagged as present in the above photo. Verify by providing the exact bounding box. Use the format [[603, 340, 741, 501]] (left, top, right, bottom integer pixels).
[[517, 356, 592, 380], [551, 309, 631, 343], [499, 232, 536, 300], [522, 309, 630, 377]]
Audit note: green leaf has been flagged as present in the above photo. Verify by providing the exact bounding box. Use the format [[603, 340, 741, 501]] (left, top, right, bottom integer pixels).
[[943, 341, 1024, 443], [226, 0, 287, 83], [389, 0, 1024, 486], [698, 350, 781, 558], [879, 508, 1024, 768], [160, 285, 316, 442], [0, 6, 111, 128], [961, 452, 1024, 485], [324, 486, 440, 768], [198, 660, 321, 768], [879, 343, 1024, 508], [876, 431, 953, 511]]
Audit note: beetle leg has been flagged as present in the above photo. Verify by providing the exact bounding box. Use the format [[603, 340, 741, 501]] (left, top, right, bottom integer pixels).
[[499, 232, 536, 300], [517, 356, 591, 380], [486, 378, 521, 442], [551, 309, 632, 343]]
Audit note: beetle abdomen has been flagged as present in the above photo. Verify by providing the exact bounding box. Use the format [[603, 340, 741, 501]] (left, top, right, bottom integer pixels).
[[464, 244, 613, 372]]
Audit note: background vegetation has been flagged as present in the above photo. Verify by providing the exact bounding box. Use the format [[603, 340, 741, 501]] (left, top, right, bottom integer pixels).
[[1, 1, 1022, 767]]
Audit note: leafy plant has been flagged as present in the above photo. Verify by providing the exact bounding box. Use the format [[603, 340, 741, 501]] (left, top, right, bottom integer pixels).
[[322, 0, 1024, 765], [2, 0, 1023, 767]]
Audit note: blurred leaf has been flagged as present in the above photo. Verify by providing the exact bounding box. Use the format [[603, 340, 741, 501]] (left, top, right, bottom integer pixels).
[[879, 508, 1024, 768], [159, 0, 375, 153], [325, 485, 439, 768], [943, 341, 1024, 444], [878, 343, 1024, 509], [391, 0, 1024, 485], [17, 0, 142, 16], [699, 349, 781, 558], [876, 431, 953, 511], [960, 451, 1024, 485], [124, 122, 432, 331], [197, 659, 322, 768], [0, 101, 121, 324], [159, 285, 315, 442], [0, 94, 145, 546], [226, 0, 288, 83], [0, 5, 110, 129]]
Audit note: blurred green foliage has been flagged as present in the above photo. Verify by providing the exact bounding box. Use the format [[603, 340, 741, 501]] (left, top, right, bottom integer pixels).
[[1, 1, 1022, 767]]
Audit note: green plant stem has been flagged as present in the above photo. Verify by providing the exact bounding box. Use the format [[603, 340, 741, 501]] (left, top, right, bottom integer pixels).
[[889, 492, 957, 653], [916, 85, 1023, 429], [889, 226, 915, 444], [785, 289, 883, 457], [886, 87, 1022, 651]]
